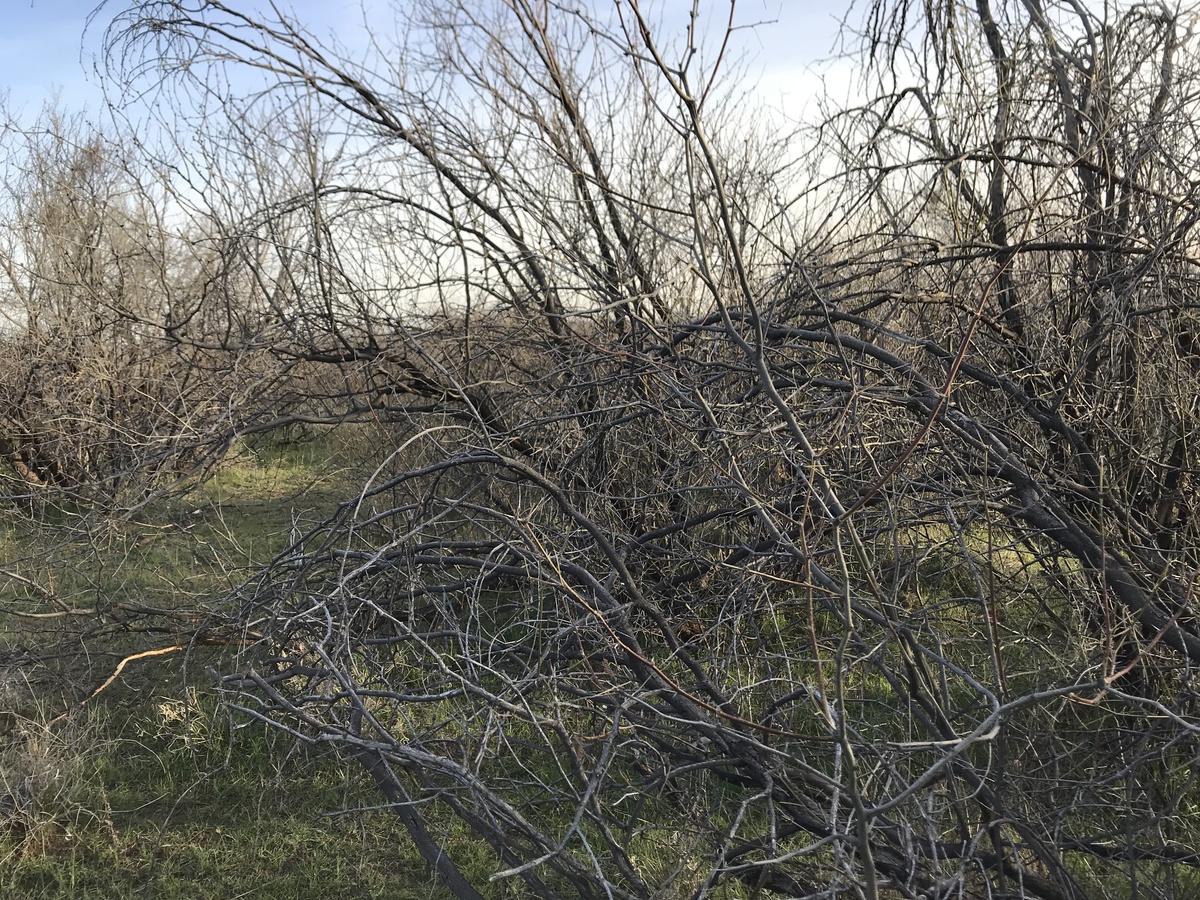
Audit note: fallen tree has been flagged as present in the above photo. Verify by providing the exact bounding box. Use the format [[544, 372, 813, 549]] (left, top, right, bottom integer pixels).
[[94, 1, 1200, 897]]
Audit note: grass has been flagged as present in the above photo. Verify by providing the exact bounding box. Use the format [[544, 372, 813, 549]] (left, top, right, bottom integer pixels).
[[3, 427, 699, 898], [1, 427, 1194, 898], [0, 428, 478, 898], [1, 697, 446, 899]]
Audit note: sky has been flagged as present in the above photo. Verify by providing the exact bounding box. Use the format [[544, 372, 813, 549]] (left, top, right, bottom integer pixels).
[[0, 1, 854, 124]]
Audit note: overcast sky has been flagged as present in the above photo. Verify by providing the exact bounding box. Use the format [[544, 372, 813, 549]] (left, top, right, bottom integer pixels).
[[0, 1, 854, 124]]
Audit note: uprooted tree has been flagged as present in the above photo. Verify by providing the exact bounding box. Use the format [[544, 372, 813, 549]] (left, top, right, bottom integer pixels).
[[87, 0, 1200, 897]]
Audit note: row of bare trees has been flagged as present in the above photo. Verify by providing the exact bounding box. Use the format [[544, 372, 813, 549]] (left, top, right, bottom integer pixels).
[[4, 0, 1200, 897]]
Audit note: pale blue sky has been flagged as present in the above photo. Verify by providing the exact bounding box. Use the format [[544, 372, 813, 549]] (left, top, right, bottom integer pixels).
[[0, 1, 849, 123], [1, 0, 371, 117]]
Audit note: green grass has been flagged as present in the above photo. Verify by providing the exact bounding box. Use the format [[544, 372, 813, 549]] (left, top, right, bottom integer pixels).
[[2, 426, 674, 898], [0, 428, 472, 898], [1, 699, 448, 899], [0, 432, 349, 614], [1, 427, 1194, 899]]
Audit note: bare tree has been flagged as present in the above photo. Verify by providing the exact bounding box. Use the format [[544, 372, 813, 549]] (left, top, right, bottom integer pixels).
[[93, 1, 1200, 899], [0, 108, 244, 505]]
